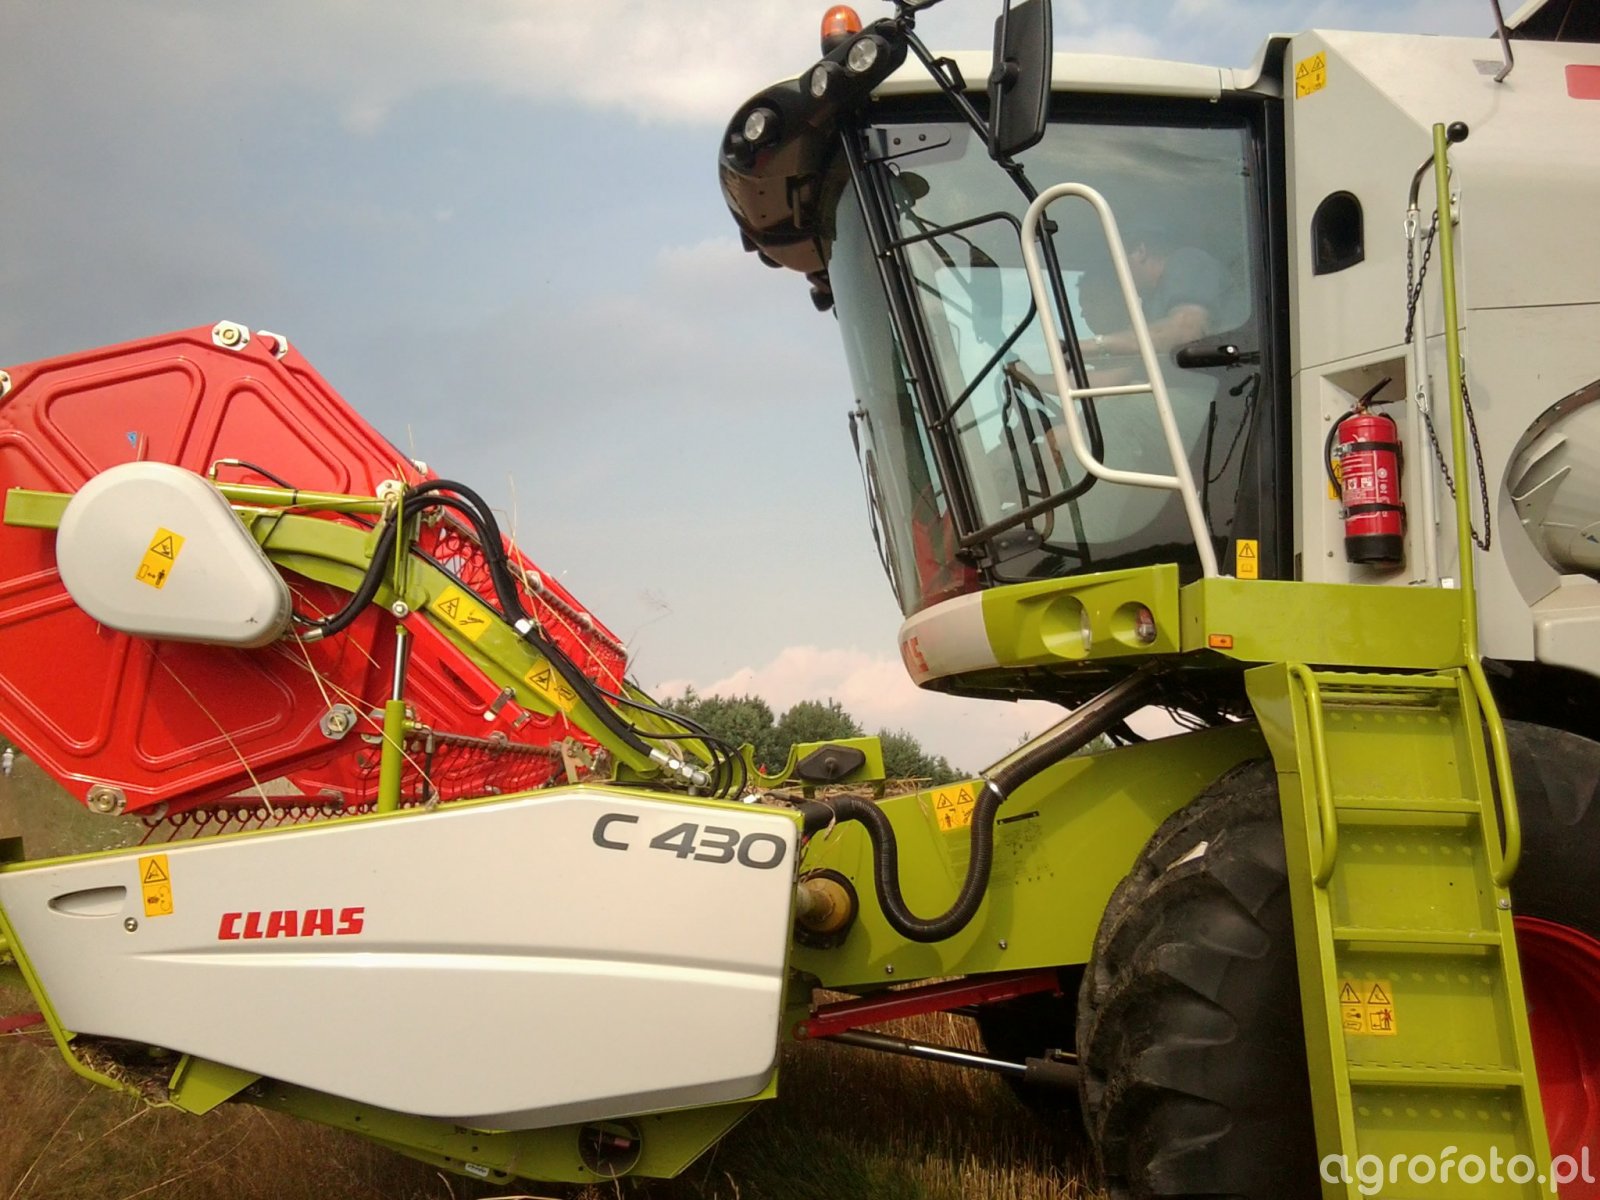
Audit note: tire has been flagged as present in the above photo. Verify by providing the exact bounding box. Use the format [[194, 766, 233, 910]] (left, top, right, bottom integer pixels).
[[1074, 724, 1600, 1200], [1076, 759, 1314, 1199]]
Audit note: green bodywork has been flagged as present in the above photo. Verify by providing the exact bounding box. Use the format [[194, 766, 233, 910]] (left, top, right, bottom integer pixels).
[[168, 1052, 774, 1185], [792, 723, 1264, 990]]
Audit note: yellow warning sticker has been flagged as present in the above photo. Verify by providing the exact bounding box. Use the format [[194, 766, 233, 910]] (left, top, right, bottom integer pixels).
[[523, 661, 578, 713], [138, 853, 173, 917], [1339, 978, 1398, 1036], [1295, 51, 1327, 99], [430, 585, 494, 642], [1235, 539, 1259, 580], [134, 528, 186, 590], [933, 784, 978, 832]]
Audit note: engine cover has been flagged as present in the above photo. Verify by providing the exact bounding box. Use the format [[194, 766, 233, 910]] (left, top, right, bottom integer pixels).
[[57, 462, 291, 648]]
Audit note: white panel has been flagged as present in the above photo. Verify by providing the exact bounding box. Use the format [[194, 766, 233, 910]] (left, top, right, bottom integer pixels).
[[57, 463, 290, 647], [0, 787, 798, 1130], [898, 592, 996, 685]]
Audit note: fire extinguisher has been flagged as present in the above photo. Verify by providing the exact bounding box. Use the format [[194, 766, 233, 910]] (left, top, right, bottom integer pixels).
[[1325, 377, 1405, 568]]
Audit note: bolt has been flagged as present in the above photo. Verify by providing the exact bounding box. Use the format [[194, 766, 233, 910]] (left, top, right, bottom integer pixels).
[[884, 964, 895, 976], [123, 918, 139, 933], [998, 939, 1008, 950], [211, 321, 250, 351], [1498, 897, 1511, 910], [390, 600, 410, 617], [85, 784, 126, 815], [326, 710, 351, 735]]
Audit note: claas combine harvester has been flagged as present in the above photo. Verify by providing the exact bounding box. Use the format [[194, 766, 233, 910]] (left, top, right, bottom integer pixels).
[[4, 1, 1600, 1196]]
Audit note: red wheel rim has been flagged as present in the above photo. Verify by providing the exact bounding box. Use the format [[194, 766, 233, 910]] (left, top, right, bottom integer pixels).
[[1518, 915, 1600, 1196]]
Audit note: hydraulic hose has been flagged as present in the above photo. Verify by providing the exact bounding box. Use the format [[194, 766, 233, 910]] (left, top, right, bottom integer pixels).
[[414, 480, 656, 759], [296, 513, 403, 638], [297, 478, 657, 760], [802, 663, 1163, 943]]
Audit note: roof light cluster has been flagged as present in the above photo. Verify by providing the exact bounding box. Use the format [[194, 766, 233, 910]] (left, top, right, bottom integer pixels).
[[724, 5, 904, 164]]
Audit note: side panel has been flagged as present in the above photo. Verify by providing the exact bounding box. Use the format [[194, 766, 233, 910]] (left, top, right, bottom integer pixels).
[[0, 788, 798, 1131], [1284, 32, 1600, 675], [792, 724, 1267, 988]]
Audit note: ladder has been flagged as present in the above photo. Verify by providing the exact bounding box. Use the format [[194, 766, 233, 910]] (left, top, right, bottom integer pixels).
[[1248, 663, 1551, 1199]]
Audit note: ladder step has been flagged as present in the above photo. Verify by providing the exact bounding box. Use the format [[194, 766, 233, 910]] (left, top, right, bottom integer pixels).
[[1333, 926, 1501, 949], [1348, 1064, 1526, 1089], [1312, 671, 1458, 692], [1334, 794, 1481, 816]]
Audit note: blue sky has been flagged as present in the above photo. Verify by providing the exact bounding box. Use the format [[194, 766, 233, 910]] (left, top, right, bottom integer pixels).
[[1, 0, 1490, 769]]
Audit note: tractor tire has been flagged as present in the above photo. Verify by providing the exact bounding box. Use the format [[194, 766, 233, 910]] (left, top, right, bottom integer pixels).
[[1075, 723, 1600, 1200], [1076, 759, 1314, 1199]]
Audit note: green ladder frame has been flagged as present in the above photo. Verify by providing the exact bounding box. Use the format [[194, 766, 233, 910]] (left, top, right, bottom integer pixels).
[[1249, 665, 1549, 1197]]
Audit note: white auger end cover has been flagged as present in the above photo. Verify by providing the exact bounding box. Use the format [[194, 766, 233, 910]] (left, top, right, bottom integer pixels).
[[56, 462, 291, 648]]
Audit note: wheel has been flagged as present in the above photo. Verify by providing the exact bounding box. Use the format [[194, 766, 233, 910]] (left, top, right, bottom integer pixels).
[[1075, 723, 1600, 1200], [1076, 759, 1315, 1199], [1504, 724, 1600, 1195]]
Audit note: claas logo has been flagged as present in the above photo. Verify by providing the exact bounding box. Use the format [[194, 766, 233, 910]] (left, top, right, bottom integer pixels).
[[217, 907, 365, 940]]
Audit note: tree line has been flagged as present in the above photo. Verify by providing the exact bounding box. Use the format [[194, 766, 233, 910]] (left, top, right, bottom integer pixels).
[[659, 688, 963, 784]]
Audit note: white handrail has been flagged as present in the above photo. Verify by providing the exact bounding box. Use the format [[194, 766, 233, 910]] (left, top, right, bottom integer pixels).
[[1017, 183, 1220, 578]]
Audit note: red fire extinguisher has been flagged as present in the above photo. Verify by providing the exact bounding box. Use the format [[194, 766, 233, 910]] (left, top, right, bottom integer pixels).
[[1326, 379, 1405, 568]]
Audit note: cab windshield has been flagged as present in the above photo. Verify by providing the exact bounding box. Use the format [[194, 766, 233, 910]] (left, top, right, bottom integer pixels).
[[828, 109, 1267, 615]]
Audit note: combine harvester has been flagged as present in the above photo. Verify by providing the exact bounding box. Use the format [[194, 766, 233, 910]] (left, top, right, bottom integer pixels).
[[5, 0, 1600, 1195]]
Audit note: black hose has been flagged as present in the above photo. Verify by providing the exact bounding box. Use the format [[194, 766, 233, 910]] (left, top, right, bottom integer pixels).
[[299, 478, 656, 760], [416, 481, 656, 759], [632, 695, 746, 798], [806, 664, 1163, 943], [296, 513, 403, 637]]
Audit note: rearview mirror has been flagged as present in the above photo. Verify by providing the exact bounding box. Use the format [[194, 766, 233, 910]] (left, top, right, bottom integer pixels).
[[988, 0, 1052, 160]]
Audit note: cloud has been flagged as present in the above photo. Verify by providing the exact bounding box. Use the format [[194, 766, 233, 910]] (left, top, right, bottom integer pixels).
[[15, 0, 822, 129], [654, 644, 1063, 773], [8, 1, 1490, 147]]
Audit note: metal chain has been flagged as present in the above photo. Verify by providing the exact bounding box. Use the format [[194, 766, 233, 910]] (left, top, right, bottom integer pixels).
[[1405, 212, 1491, 552]]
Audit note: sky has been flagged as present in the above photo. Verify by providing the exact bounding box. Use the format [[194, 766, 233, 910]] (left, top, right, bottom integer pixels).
[[1, 0, 1490, 771]]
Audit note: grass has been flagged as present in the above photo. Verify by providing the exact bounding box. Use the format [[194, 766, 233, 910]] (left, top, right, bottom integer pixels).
[[1, 762, 1097, 1200]]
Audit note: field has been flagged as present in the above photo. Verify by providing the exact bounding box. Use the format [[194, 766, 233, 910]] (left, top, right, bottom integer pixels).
[[0, 763, 1097, 1200]]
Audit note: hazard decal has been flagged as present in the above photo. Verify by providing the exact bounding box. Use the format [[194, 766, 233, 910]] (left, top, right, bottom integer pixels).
[[1339, 978, 1398, 1036], [430, 585, 494, 642], [134, 528, 186, 590], [139, 853, 174, 917], [523, 660, 578, 713], [1235, 539, 1259, 580], [1295, 52, 1327, 100], [933, 784, 978, 832]]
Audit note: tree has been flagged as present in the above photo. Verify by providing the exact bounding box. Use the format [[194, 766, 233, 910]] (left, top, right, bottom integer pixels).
[[658, 688, 777, 764], [877, 727, 961, 784]]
